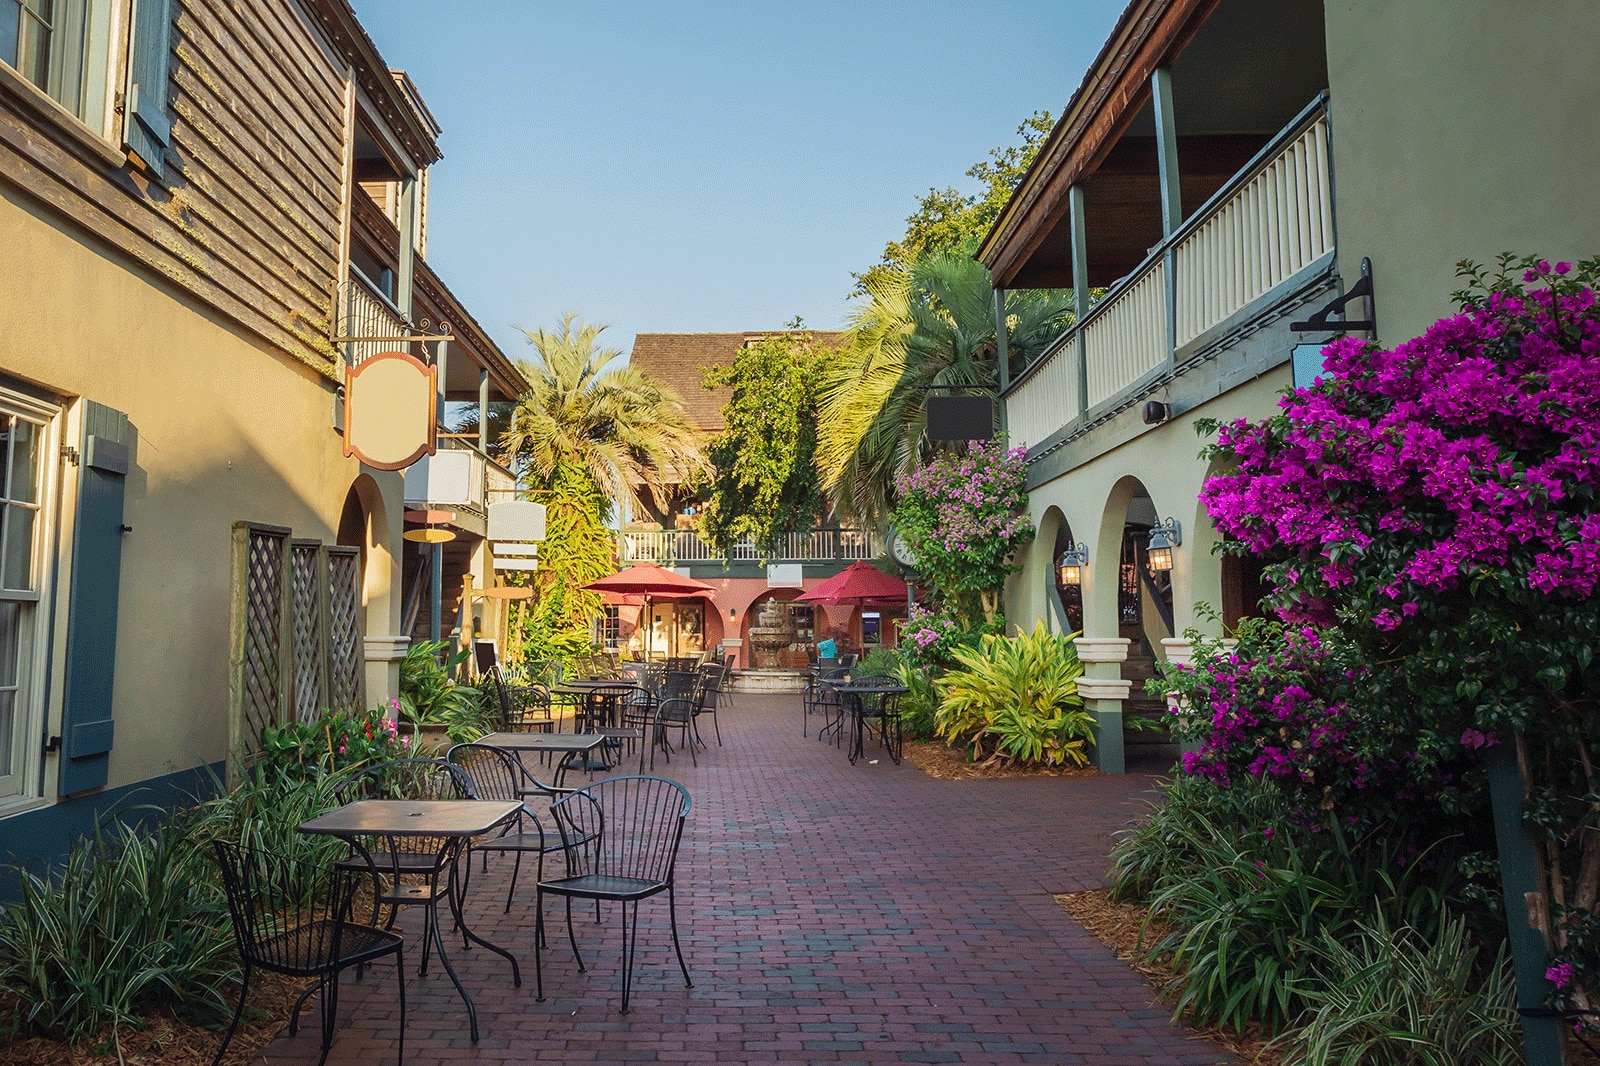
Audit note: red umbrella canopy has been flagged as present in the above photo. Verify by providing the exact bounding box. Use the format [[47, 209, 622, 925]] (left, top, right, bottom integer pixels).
[[794, 561, 908, 607], [582, 563, 715, 598]]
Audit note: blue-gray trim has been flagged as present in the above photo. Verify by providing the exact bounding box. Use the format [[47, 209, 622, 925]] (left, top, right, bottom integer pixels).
[[0, 760, 225, 879]]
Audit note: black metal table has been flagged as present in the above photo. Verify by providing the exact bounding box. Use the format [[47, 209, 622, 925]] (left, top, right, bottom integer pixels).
[[297, 798, 522, 1041], [834, 682, 909, 765], [477, 731, 609, 785]]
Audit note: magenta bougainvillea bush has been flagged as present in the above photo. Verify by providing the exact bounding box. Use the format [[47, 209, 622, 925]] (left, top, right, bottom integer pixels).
[[1181, 255, 1600, 1017], [893, 440, 1032, 623]]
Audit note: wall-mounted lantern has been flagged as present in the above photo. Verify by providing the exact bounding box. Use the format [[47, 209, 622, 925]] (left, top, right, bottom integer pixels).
[[1057, 543, 1088, 586], [1146, 518, 1182, 571]]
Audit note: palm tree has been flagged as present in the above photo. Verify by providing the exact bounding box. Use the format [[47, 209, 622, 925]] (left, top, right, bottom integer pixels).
[[818, 254, 1072, 525], [498, 313, 708, 515]]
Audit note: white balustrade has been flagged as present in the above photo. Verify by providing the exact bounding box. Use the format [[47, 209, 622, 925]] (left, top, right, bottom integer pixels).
[[1084, 260, 1168, 409], [341, 269, 408, 365], [617, 529, 878, 564], [1175, 115, 1333, 347], [1007, 338, 1080, 452]]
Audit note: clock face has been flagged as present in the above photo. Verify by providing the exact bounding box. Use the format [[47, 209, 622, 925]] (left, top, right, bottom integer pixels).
[[891, 530, 917, 568]]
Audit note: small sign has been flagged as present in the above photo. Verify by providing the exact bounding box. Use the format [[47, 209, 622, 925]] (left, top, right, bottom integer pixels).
[[1291, 343, 1328, 390], [767, 563, 802, 587], [488, 500, 547, 542], [344, 352, 436, 470], [926, 394, 994, 441]]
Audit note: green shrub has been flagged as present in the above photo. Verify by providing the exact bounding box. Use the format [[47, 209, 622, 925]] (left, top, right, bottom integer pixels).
[[399, 640, 486, 742], [0, 817, 236, 1044], [1278, 911, 1519, 1066], [259, 704, 412, 783], [933, 621, 1090, 766]]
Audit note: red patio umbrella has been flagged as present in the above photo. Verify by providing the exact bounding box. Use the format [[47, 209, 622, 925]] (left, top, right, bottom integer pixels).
[[794, 561, 908, 607], [582, 564, 716, 659]]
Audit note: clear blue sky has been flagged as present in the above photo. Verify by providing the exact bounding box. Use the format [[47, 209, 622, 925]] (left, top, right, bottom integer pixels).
[[356, 1, 1125, 364]]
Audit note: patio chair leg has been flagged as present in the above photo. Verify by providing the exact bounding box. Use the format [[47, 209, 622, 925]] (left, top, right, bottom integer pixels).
[[289, 976, 322, 1035], [669, 887, 692, 987], [535, 888, 546, 1002], [211, 963, 251, 1066], [395, 944, 407, 1066], [620, 899, 639, 1014], [418, 900, 434, 977], [314, 966, 340, 1066], [566, 897, 586, 971], [505, 850, 524, 914]]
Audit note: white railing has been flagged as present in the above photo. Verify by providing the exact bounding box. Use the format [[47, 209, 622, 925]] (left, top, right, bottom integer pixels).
[[1007, 333, 1080, 454], [341, 268, 407, 365], [1004, 97, 1333, 452], [1174, 114, 1333, 346], [1084, 259, 1168, 408], [618, 528, 880, 564]]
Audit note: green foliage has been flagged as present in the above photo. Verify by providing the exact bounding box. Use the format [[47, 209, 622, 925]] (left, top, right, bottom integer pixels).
[[856, 110, 1054, 295], [933, 622, 1090, 766], [258, 704, 411, 783], [855, 648, 940, 741], [509, 459, 612, 676], [698, 333, 827, 562], [398, 640, 486, 742], [1278, 912, 1519, 1066], [820, 254, 1072, 525]]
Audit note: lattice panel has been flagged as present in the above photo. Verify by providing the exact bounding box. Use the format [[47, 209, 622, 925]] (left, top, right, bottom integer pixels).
[[241, 528, 287, 753], [290, 541, 325, 723], [326, 548, 365, 715]]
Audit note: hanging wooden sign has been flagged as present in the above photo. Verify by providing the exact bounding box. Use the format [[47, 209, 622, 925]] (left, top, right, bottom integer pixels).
[[343, 352, 437, 470]]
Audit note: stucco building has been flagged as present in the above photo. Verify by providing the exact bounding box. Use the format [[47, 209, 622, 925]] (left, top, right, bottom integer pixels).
[[984, 0, 1600, 770]]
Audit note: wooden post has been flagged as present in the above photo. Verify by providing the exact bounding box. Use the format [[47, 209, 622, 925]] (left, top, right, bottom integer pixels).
[[1069, 184, 1090, 414]]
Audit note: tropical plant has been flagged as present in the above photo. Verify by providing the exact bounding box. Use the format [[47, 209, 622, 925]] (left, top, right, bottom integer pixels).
[[933, 622, 1090, 766], [259, 704, 412, 783], [893, 439, 1032, 622], [398, 640, 486, 742], [499, 312, 707, 516], [0, 817, 236, 1044], [819, 253, 1071, 525], [1278, 911, 1519, 1066], [506, 458, 614, 669], [698, 332, 827, 561]]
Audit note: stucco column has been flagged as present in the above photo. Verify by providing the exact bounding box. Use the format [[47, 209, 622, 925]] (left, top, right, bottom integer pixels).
[[1075, 636, 1131, 773], [362, 468, 408, 705], [1159, 636, 1235, 754]]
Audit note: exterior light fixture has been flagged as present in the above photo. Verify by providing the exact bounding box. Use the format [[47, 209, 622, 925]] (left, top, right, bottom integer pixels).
[[1146, 518, 1182, 571], [729, 607, 736, 620], [1057, 543, 1088, 586]]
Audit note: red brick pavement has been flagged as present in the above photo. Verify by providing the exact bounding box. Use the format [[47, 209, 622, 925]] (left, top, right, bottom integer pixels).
[[256, 693, 1236, 1065]]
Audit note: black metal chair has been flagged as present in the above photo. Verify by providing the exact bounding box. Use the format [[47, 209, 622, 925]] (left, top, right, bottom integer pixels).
[[692, 666, 723, 746], [211, 841, 405, 1066], [664, 656, 697, 673], [446, 743, 573, 924], [333, 759, 475, 977], [535, 775, 693, 1013], [846, 679, 904, 765], [810, 668, 849, 745], [651, 696, 697, 768]]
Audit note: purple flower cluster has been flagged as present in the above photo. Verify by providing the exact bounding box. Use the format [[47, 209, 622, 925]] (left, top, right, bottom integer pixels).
[[1201, 262, 1600, 621], [893, 441, 1033, 599]]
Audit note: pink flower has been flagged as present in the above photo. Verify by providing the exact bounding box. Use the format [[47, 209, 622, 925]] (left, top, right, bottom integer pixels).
[[1547, 962, 1576, 990]]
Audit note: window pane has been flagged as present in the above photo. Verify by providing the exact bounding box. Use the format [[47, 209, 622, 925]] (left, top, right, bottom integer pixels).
[[0, 602, 18, 687], [8, 419, 37, 504], [0, 689, 14, 783], [2, 504, 34, 590], [0, 3, 20, 69], [18, 0, 49, 88]]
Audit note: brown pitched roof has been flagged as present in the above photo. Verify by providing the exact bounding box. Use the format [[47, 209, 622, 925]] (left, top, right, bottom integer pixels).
[[629, 331, 845, 435]]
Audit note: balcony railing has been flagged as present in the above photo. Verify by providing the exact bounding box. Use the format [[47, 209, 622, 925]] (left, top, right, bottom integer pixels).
[[340, 267, 407, 366], [618, 528, 880, 565], [403, 437, 517, 520], [1005, 95, 1334, 455]]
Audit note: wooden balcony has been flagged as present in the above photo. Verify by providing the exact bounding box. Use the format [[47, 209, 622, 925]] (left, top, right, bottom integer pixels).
[[618, 528, 880, 565], [1006, 95, 1335, 455]]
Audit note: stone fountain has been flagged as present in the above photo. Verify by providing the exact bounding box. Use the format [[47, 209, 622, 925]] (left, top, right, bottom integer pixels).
[[731, 596, 808, 693]]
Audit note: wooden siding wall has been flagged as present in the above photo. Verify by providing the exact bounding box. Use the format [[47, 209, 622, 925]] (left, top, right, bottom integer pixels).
[[0, 0, 349, 376]]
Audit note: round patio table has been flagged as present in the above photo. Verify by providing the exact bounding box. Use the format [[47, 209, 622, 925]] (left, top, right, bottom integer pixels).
[[833, 681, 909, 765]]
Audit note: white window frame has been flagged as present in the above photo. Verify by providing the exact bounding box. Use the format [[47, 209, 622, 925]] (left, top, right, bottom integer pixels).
[[0, 386, 61, 817]]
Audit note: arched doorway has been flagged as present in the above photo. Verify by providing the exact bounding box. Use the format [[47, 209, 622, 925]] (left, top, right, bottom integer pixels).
[[1050, 512, 1085, 634]]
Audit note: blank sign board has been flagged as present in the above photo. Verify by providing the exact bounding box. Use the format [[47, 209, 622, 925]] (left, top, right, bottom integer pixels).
[[926, 395, 994, 441]]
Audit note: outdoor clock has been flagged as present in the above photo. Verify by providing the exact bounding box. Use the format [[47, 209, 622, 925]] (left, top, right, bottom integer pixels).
[[889, 528, 918, 569]]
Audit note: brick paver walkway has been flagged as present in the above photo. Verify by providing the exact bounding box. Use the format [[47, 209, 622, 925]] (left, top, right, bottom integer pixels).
[[259, 693, 1235, 1065]]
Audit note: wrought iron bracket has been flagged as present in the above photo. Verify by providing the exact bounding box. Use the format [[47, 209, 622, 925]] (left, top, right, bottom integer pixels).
[[1291, 257, 1376, 334]]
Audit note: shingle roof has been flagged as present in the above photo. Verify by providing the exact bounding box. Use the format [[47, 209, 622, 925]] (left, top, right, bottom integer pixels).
[[629, 331, 846, 435]]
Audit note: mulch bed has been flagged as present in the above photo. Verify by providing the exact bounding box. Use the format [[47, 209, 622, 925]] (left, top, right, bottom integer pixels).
[[0, 974, 310, 1066], [902, 738, 1099, 780], [1055, 889, 1283, 1065]]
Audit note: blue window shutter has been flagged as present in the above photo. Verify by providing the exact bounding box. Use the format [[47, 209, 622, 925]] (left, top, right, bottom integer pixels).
[[58, 403, 132, 796], [124, 0, 173, 178]]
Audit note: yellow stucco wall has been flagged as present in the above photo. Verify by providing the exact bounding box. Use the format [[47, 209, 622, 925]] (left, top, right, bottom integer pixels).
[[1324, 0, 1600, 345], [0, 185, 403, 795], [1009, 368, 1292, 646]]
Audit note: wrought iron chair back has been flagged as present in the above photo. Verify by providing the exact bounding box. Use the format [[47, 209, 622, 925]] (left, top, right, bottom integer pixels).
[[552, 775, 690, 887]]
